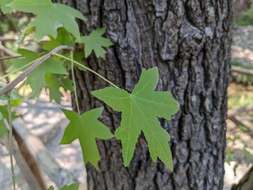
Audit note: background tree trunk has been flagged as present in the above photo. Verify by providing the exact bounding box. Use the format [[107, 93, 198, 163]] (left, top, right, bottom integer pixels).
[[59, 0, 232, 189]]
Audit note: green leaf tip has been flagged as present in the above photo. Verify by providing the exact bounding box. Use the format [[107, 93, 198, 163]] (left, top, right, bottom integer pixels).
[[92, 67, 179, 170]]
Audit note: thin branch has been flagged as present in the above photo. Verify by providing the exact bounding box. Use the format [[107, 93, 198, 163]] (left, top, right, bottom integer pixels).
[[1, 120, 48, 190], [8, 99, 16, 190], [232, 66, 253, 76], [0, 42, 19, 57], [4, 118, 16, 190], [0, 37, 17, 42], [0, 59, 36, 81], [228, 116, 253, 138], [228, 105, 253, 117], [0, 55, 22, 62], [0, 45, 72, 96]]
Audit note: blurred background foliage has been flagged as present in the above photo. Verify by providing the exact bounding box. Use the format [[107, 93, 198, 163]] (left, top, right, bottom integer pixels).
[[225, 1, 253, 179]]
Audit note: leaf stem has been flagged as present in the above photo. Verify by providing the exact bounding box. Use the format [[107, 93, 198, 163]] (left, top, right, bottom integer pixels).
[[53, 53, 119, 89], [70, 51, 81, 114]]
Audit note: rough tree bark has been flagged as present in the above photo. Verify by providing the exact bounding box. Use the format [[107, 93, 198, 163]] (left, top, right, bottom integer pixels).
[[59, 0, 232, 189]]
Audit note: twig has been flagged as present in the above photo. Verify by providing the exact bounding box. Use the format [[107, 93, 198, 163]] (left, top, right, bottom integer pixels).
[[232, 66, 253, 76], [0, 51, 10, 83], [0, 37, 17, 42], [7, 99, 16, 190], [0, 42, 19, 57], [1, 120, 48, 190], [0, 45, 72, 96], [0, 55, 22, 62], [228, 105, 253, 117], [4, 118, 16, 190]]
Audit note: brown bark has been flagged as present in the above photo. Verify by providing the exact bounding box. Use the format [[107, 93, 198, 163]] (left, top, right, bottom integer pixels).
[[59, 0, 232, 189]]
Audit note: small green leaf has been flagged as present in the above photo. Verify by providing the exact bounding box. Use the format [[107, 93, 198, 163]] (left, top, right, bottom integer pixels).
[[45, 74, 72, 103], [0, 106, 10, 138], [8, 49, 67, 99], [48, 184, 79, 190], [7, 0, 85, 39], [0, 0, 12, 13], [45, 74, 62, 103], [0, 85, 21, 139], [92, 67, 179, 170], [60, 183, 79, 190], [0, 124, 8, 138], [61, 108, 113, 168], [41, 27, 75, 51], [79, 28, 113, 58], [61, 78, 73, 91], [47, 186, 54, 190], [9, 91, 23, 107]]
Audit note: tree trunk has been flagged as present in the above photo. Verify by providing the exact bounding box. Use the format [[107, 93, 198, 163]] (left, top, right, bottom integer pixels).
[[60, 0, 232, 189]]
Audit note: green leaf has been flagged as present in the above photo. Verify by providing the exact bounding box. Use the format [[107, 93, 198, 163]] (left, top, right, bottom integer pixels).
[[79, 28, 113, 58], [61, 108, 113, 168], [0, 0, 12, 13], [45, 74, 73, 103], [47, 186, 54, 190], [0, 106, 10, 138], [45, 74, 62, 103], [0, 123, 8, 138], [60, 184, 79, 190], [61, 78, 73, 91], [7, 0, 85, 39], [0, 94, 20, 138], [9, 91, 23, 107], [8, 49, 67, 99], [92, 67, 179, 170], [48, 184, 79, 190], [41, 27, 75, 51]]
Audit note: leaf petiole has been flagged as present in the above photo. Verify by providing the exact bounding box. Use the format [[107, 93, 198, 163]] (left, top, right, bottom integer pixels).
[[70, 51, 81, 114], [53, 53, 119, 89]]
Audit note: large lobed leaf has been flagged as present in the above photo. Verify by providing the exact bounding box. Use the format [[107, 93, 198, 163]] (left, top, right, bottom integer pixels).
[[5, 0, 85, 39], [92, 67, 179, 170]]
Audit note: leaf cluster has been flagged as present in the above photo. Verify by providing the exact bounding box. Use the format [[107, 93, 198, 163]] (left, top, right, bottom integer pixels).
[[0, 0, 179, 179]]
